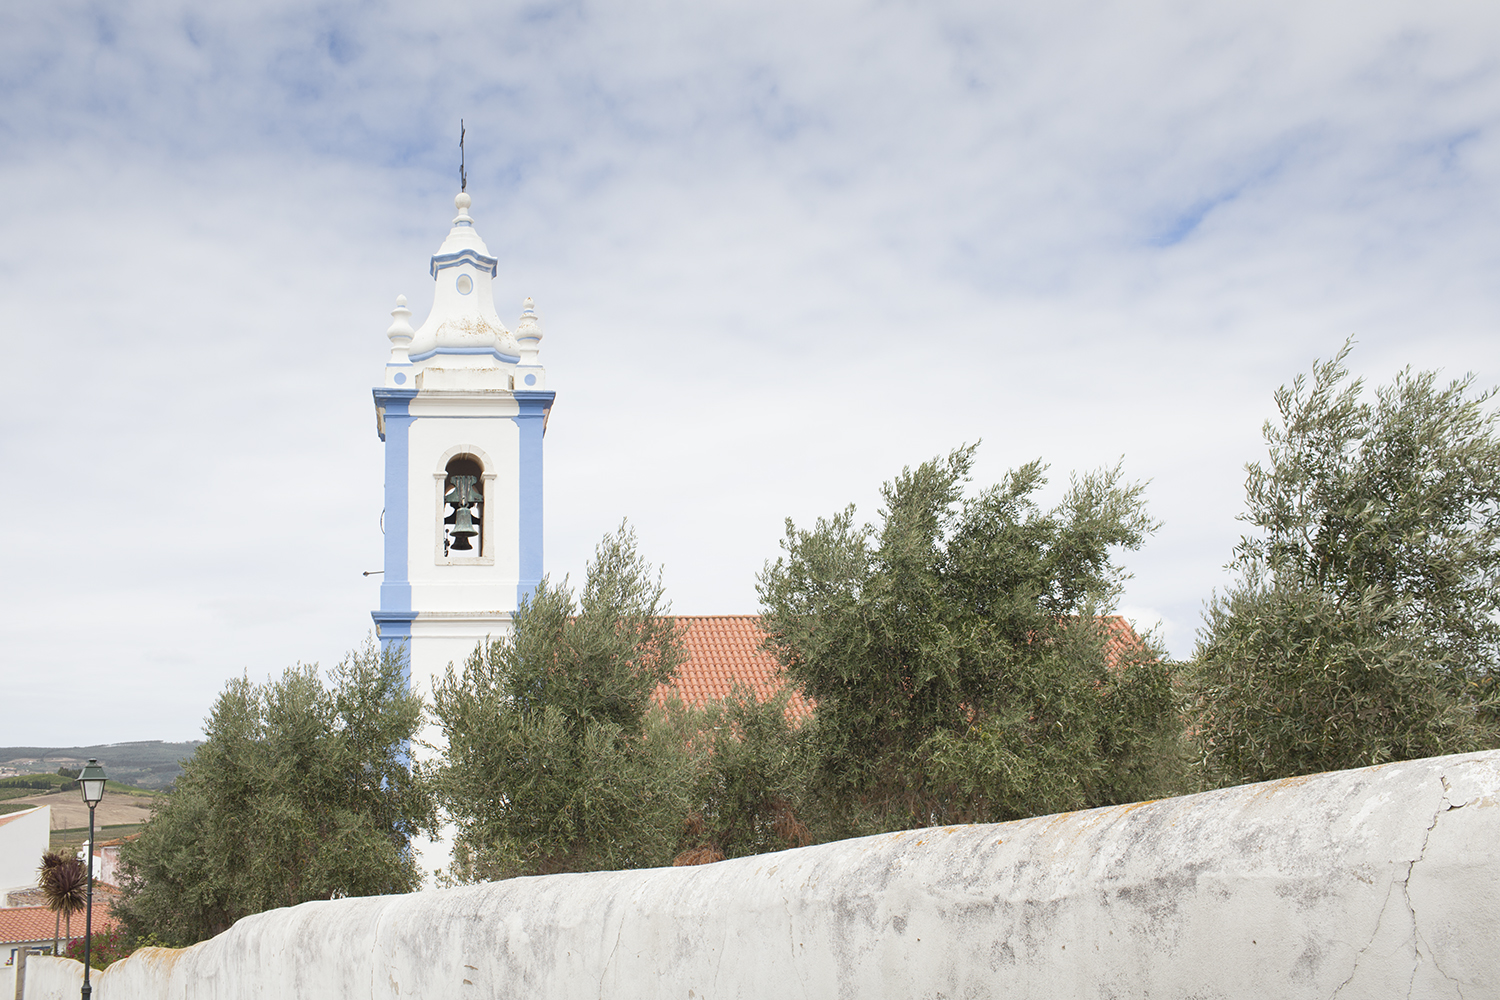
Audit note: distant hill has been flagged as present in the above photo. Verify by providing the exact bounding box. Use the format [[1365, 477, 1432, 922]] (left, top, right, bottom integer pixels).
[[0, 741, 200, 790]]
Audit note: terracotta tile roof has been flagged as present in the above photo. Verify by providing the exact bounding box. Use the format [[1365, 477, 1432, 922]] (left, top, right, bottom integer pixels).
[[655, 614, 1148, 722], [96, 835, 138, 848], [1099, 615, 1150, 671], [0, 906, 118, 945], [654, 616, 813, 722]]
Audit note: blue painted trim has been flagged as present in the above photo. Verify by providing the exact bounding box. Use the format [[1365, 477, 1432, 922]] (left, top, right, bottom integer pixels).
[[430, 248, 498, 278], [373, 388, 416, 620], [512, 388, 556, 408], [408, 346, 522, 364], [372, 614, 415, 686], [512, 390, 556, 608], [378, 638, 414, 692], [373, 386, 418, 442]]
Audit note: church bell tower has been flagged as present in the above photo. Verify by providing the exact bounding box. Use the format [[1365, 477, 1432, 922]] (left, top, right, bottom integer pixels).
[[372, 190, 554, 699]]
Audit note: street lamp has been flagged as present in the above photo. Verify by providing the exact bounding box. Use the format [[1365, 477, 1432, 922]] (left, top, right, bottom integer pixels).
[[77, 759, 106, 1000]]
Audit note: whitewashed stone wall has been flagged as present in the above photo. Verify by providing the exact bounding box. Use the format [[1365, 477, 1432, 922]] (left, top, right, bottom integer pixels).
[[18, 956, 80, 998], [27, 750, 1500, 1000]]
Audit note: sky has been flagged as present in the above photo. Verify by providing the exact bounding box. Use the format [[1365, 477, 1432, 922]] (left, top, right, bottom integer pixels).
[[3, 0, 1500, 746]]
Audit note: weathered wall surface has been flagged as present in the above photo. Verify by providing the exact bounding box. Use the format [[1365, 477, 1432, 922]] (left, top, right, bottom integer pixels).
[[18, 956, 80, 999], [30, 750, 1500, 1000]]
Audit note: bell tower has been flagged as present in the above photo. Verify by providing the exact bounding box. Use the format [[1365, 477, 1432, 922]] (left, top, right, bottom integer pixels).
[[372, 190, 554, 705]]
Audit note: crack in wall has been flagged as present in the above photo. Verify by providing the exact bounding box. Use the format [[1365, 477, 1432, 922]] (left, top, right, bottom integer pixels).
[[1331, 769, 1474, 999], [1401, 783, 1445, 998], [368, 898, 393, 997], [1330, 877, 1404, 998], [1406, 773, 1469, 999], [598, 905, 626, 1000], [783, 893, 812, 999]]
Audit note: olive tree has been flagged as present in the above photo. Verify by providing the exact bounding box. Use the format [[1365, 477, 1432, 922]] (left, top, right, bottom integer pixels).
[[758, 444, 1183, 837], [115, 639, 433, 946], [433, 523, 695, 881], [1195, 344, 1500, 783]]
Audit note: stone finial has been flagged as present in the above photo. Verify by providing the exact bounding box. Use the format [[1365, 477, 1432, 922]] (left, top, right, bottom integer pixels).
[[387, 294, 414, 364], [516, 297, 543, 365], [453, 192, 474, 227]]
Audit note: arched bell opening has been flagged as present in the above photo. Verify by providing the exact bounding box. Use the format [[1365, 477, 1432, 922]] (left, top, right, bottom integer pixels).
[[442, 455, 485, 557]]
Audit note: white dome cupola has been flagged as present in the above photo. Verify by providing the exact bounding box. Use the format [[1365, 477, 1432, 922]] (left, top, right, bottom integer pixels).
[[404, 192, 522, 366]]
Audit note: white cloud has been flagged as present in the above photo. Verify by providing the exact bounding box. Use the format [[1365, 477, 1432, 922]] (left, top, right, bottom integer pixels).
[[2, 0, 1499, 743]]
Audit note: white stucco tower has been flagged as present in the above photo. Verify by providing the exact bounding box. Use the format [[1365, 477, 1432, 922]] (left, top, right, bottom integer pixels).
[[372, 189, 554, 730]]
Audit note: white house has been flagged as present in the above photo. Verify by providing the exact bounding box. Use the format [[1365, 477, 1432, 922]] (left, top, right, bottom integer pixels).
[[0, 806, 49, 903]]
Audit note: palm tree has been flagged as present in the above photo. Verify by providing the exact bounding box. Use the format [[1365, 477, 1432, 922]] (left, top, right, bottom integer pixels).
[[37, 852, 87, 953]]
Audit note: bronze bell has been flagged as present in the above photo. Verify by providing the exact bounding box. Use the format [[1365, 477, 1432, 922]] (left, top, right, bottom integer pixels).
[[450, 506, 479, 550], [445, 476, 481, 507]]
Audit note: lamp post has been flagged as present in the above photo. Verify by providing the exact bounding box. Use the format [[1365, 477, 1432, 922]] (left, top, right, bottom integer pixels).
[[77, 759, 106, 1000]]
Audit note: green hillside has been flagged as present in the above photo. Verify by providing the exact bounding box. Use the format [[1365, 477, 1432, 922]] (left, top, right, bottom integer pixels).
[[0, 741, 200, 790]]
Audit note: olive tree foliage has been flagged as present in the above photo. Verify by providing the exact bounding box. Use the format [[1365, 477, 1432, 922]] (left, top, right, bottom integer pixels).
[[674, 685, 817, 864], [433, 523, 696, 882], [1195, 344, 1500, 784], [758, 444, 1182, 837], [115, 639, 433, 947]]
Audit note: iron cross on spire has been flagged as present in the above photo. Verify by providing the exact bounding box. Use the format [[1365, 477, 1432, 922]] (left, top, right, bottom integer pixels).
[[459, 119, 467, 192]]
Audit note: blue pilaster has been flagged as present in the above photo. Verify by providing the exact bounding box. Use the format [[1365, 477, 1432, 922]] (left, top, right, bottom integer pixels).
[[373, 386, 418, 674], [512, 389, 555, 608]]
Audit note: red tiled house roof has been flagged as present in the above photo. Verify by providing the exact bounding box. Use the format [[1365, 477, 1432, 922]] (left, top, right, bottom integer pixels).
[[0, 906, 118, 946], [1099, 614, 1150, 670], [654, 614, 1148, 722], [653, 616, 813, 722]]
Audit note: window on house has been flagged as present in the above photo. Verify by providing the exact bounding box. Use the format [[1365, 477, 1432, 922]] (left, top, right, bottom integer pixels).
[[442, 456, 484, 557]]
